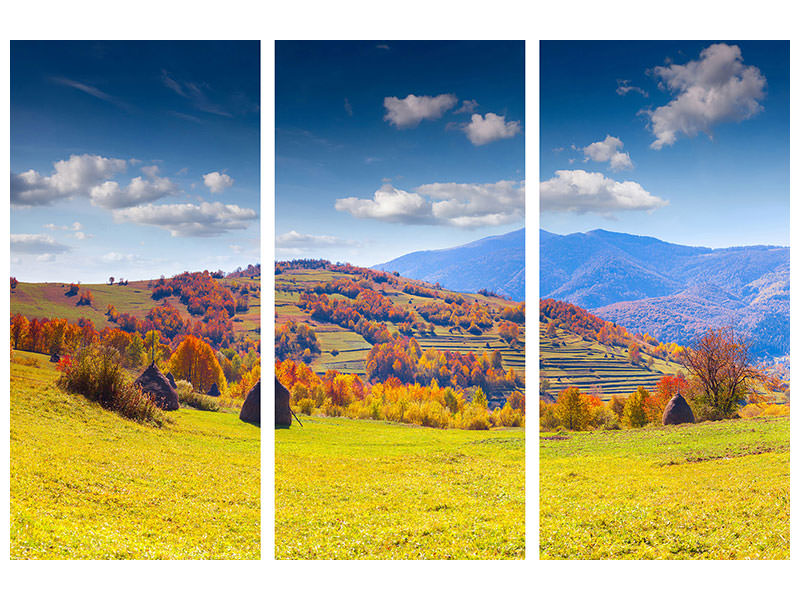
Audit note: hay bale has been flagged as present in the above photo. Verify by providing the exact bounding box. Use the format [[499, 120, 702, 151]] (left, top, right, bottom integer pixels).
[[165, 372, 177, 389], [207, 383, 220, 397], [239, 380, 260, 424], [134, 363, 179, 411], [275, 377, 291, 428], [50, 353, 60, 363], [662, 393, 695, 425]]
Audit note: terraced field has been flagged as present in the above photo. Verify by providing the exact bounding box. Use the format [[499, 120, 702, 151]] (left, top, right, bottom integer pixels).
[[276, 267, 525, 391], [540, 323, 680, 399]]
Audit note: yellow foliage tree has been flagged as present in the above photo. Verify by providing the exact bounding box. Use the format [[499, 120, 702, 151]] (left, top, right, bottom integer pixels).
[[168, 335, 226, 393]]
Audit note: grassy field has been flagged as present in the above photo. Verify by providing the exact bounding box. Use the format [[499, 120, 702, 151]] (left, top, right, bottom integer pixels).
[[10, 351, 260, 559], [540, 322, 680, 399], [275, 417, 525, 559], [540, 417, 789, 559]]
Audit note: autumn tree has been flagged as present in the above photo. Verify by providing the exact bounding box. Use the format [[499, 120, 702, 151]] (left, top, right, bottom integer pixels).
[[680, 327, 763, 417], [627, 342, 641, 364], [622, 386, 649, 428], [555, 387, 591, 431], [168, 335, 226, 394], [11, 314, 29, 349]]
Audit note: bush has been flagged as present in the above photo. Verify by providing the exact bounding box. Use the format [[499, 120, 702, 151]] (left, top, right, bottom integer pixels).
[[622, 387, 649, 428], [175, 379, 220, 412], [58, 344, 166, 426]]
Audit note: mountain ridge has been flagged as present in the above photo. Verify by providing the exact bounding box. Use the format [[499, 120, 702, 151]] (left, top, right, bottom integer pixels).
[[540, 229, 789, 357], [373, 228, 525, 301]]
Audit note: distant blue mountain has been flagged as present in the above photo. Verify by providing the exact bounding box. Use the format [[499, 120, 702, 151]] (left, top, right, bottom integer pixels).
[[373, 228, 525, 301], [540, 229, 789, 357]]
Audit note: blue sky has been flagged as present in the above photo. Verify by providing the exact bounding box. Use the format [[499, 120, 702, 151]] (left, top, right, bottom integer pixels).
[[276, 41, 525, 265], [540, 40, 789, 248], [11, 41, 260, 283]]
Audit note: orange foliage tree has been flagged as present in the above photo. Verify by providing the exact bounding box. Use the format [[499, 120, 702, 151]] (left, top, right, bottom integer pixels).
[[168, 335, 226, 393]]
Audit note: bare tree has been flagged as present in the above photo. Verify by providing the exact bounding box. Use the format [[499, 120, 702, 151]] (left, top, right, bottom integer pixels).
[[680, 327, 763, 417]]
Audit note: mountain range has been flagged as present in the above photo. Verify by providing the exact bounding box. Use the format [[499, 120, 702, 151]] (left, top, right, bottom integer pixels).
[[373, 228, 525, 301], [540, 229, 789, 357]]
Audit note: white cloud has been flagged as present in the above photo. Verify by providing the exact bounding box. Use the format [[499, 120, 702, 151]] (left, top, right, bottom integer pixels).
[[11, 233, 71, 255], [344, 98, 353, 116], [74, 231, 94, 240], [335, 180, 524, 228], [203, 171, 234, 193], [44, 221, 83, 231], [540, 170, 667, 215], [419, 181, 525, 227], [276, 231, 359, 251], [454, 99, 479, 114], [383, 93, 457, 128], [12, 154, 127, 206], [616, 79, 648, 97], [464, 113, 521, 146], [645, 43, 767, 149], [90, 174, 179, 209], [335, 185, 432, 224], [101, 252, 138, 263], [582, 135, 633, 170], [113, 201, 257, 237]]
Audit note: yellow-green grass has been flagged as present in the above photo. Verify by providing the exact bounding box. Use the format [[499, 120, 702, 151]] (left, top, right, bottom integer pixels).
[[276, 417, 524, 559], [540, 323, 680, 399], [10, 351, 260, 559], [540, 417, 789, 559]]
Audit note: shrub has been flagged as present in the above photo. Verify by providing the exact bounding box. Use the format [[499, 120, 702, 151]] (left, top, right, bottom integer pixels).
[[58, 344, 166, 426], [175, 379, 219, 412], [539, 401, 560, 431]]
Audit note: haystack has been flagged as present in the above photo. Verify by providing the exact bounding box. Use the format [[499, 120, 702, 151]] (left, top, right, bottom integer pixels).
[[134, 362, 179, 411], [662, 393, 694, 425], [165, 372, 177, 389], [208, 382, 220, 397], [50, 353, 60, 363], [239, 380, 260, 424], [275, 377, 291, 428]]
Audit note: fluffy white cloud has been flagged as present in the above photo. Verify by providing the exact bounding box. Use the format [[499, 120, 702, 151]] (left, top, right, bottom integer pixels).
[[203, 171, 234, 193], [646, 43, 766, 149], [12, 154, 127, 206], [540, 170, 667, 215], [383, 93, 457, 128], [419, 181, 525, 227], [335, 180, 524, 228], [11, 233, 71, 255], [583, 135, 633, 170], [112, 201, 257, 237], [90, 174, 179, 209], [335, 185, 432, 224], [464, 113, 521, 146], [276, 231, 359, 251]]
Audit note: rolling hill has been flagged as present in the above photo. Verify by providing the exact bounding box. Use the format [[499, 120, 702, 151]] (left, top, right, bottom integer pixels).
[[373, 228, 525, 301], [539, 299, 683, 400], [275, 261, 526, 402], [540, 229, 789, 357]]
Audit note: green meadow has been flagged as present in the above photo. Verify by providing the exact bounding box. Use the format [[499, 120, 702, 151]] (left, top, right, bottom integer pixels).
[[10, 351, 260, 560], [540, 417, 789, 559], [275, 417, 525, 559]]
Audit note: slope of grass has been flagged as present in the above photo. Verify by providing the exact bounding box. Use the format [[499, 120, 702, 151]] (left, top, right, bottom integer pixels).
[[276, 417, 524, 559], [10, 351, 260, 559], [540, 417, 789, 559]]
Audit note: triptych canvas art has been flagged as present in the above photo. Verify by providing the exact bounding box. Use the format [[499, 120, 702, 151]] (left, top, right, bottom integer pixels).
[[8, 39, 789, 561]]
